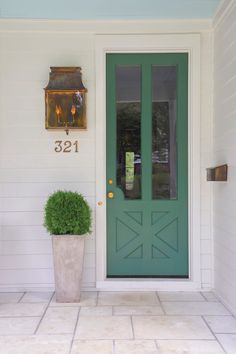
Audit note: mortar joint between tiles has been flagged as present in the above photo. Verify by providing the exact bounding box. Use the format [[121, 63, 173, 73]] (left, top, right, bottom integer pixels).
[[33, 291, 55, 335], [155, 339, 160, 353], [18, 292, 26, 303], [200, 291, 208, 301], [155, 291, 160, 302], [68, 306, 81, 354], [201, 315, 227, 353], [130, 315, 135, 340], [157, 296, 166, 315]]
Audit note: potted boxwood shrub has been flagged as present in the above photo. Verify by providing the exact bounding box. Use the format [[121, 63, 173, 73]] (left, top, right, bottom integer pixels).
[[44, 190, 92, 302]]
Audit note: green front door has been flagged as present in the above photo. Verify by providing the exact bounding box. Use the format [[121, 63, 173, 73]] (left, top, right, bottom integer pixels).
[[106, 53, 188, 277]]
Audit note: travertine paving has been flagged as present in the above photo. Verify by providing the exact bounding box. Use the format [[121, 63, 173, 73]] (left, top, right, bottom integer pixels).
[[0, 291, 234, 353]]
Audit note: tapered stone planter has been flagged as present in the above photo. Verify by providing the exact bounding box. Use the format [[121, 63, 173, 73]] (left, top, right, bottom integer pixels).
[[52, 235, 85, 302]]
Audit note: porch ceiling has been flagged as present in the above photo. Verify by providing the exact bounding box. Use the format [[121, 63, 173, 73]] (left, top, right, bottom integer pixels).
[[0, 0, 222, 20]]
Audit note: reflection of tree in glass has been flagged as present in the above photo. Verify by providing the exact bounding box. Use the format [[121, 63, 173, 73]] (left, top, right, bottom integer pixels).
[[117, 103, 141, 154], [152, 102, 169, 162], [152, 102, 170, 199]]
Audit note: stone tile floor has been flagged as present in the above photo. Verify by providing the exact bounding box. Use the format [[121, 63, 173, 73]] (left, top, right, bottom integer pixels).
[[0, 291, 235, 353]]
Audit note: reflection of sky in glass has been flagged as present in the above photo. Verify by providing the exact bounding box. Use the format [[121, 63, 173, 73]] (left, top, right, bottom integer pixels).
[[116, 65, 176, 102], [116, 66, 140, 102]]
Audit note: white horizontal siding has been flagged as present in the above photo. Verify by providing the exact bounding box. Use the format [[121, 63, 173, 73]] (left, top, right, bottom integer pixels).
[[0, 197, 95, 212], [0, 237, 95, 254], [0, 267, 95, 285], [0, 155, 95, 169], [0, 269, 55, 284], [0, 31, 96, 289], [1, 240, 52, 255], [200, 31, 213, 289], [0, 21, 213, 291], [0, 183, 95, 197], [1, 212, 44, 226], [1, 211, 95, 226], [0, 254, 54, 269], [1, 226, 49, 241], [0, 168, 94, 183], [213, 1, 236, 315]]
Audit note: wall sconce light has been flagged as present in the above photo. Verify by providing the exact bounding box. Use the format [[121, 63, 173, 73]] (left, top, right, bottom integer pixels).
[[44, 67, 87, 134]]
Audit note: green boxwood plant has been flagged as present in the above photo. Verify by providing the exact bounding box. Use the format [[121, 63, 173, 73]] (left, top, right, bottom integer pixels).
[[44, 190, 92, 235]]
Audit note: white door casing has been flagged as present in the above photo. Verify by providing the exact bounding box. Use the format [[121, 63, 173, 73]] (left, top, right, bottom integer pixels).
[[95, 34, 201, 291]]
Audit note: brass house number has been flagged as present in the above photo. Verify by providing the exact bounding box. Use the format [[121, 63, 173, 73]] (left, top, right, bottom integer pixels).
[[54, 140, 79, 153]]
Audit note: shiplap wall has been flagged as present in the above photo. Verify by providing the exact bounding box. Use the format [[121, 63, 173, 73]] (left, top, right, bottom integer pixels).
[[0, 32, 96, 290], [0, 22, 213, 290], [200, 31, 214, 289], [213, 2, 236, 313]]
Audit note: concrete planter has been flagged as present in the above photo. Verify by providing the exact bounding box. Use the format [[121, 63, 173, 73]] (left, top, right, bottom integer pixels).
[[52, 234, 85, 302]]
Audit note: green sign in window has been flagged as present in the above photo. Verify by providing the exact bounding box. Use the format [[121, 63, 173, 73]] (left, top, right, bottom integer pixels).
[[126, 152, 134, 190]]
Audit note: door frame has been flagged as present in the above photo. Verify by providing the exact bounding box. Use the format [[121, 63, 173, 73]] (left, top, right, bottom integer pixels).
[[95, 34, 201, 290]]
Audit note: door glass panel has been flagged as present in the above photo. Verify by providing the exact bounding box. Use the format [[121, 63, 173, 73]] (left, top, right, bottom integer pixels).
[[152, 66, 177, 200], [116, 66, 141, 199]]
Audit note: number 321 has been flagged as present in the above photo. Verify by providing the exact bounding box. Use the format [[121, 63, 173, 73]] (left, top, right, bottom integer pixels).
[[54, 140, 79, 153]]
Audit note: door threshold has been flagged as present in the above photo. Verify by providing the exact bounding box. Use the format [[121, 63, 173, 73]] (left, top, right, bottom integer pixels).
[[107, 275, 189, 279], [96, 279, 201, 291]]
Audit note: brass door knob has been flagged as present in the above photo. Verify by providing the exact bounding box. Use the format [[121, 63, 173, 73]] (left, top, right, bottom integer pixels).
[[107, 192, 114, 199]]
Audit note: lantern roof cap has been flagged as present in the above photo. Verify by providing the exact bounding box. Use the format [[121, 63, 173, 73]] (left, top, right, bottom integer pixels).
[[45, 66, 87, 91]]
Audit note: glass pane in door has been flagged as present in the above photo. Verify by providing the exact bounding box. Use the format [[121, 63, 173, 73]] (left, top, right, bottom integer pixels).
[[116, 65, 141, 199], [152, 66, 177, 200]]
